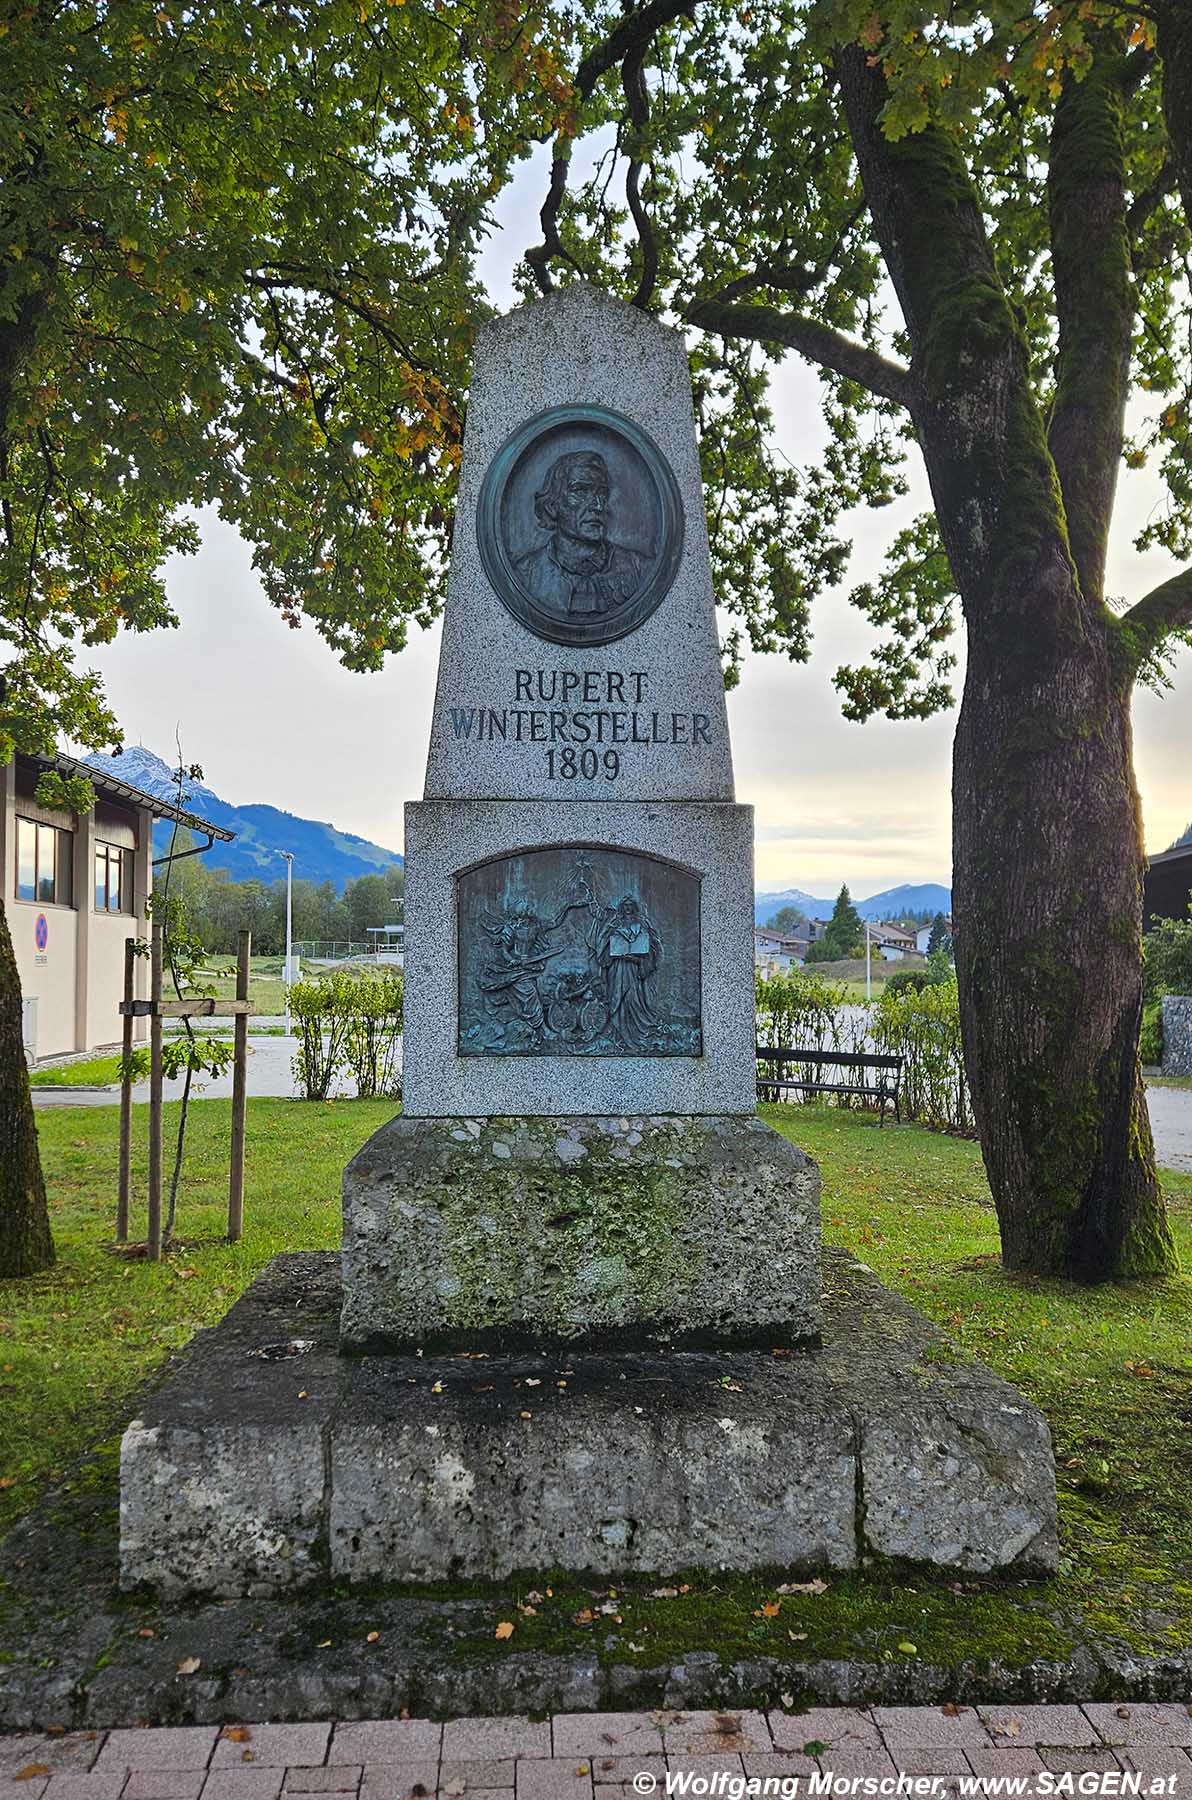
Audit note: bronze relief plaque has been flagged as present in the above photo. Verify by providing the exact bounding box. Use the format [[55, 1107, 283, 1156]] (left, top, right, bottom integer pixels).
[[457, 845, 702, 1058], [475, 405, 684, 648]]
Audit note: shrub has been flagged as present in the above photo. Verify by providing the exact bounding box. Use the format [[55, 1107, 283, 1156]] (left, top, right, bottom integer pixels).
[[755, 966, 870, 1106], [873, 976, 971, 1134], [1143, 906, 1192, 1003], [1141, 999, 1164, 1068], [343, 969, 404, 1099], [291, 968, 405, 1101], [883, 968, 934, 997]]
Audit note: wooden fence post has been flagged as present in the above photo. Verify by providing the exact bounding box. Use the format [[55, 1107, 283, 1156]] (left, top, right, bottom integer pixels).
[[116, 936, 135, 1242], [227, 927, 250, 1241], [147, 916, 164, 1262]]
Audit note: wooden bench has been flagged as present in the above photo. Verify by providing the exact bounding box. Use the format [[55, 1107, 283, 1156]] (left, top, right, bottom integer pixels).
[[756, 1045, 904, 1125]]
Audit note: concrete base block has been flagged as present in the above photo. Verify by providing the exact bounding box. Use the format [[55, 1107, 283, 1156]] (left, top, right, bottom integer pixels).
[[119, 1251, 1058, 1596], [340, 1113, 822, 1350], [1160, 995, 1192, 1077]]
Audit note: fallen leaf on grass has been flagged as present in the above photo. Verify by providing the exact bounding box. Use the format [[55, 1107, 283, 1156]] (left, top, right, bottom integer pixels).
[[787, 1630, 808, 1642], [317, 1639, 332, 1648], [176, 1656, 201, 1675], [137, 1627, 155, 1639], [573, 1608, 595, 1625], [897, 1641, 918, 1655], [366, 1631, 380, 1643], [0, 1477, 15, 1490], [494, 1621, 515, 1640], [776, 1578, 827, 1596], [757, 1601, 781, 1618]]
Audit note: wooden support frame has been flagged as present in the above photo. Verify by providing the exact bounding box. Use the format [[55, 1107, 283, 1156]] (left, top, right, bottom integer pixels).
[[148, 917, 164, 1262], [114, 924, 253, 1255], [228, 928, 250, 1242], [117, 937, 135, 1243]]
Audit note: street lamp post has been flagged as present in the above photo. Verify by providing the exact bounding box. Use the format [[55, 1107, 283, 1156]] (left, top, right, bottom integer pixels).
[[280, 851, 294, 1035], [865, 919, 872, 1003]]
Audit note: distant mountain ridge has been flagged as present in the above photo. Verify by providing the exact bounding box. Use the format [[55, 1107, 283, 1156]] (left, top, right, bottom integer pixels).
[[84, 747, 403, 892], [755, 881, 952, 927]]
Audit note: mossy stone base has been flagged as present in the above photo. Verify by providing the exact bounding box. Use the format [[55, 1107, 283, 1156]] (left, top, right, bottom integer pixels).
[[118, 1251, 1057, 1597], [339, 1113, 821, 1351]]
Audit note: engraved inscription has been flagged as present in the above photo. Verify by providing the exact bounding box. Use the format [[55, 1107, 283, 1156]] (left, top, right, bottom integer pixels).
[[458, 846, 701, 1058], [476, 406, 683, 649]]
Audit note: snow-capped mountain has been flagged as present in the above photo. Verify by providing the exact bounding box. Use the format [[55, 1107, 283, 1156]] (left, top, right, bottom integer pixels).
[[84, 747, 402, 892]]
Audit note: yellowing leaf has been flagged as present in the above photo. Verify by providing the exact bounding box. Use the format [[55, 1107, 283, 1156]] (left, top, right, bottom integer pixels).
[[176, 1655, 201, 1675], [494, 1620, 515, 1640]]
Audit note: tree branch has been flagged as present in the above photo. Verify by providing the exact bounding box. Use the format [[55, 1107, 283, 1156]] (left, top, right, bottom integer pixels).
[[574, 0, 696, 101], [622, 43, 657, 309], [683, 295, 913, 406], [1119, 565, 1192, 667], [1046, 51, 1134, 604], [525, 0, 696, 295], [1127, 158, 1176, 237]]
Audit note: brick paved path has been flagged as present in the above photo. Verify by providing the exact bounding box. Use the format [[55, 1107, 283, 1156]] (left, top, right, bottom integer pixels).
[[3, 1706, 1191, 1800]]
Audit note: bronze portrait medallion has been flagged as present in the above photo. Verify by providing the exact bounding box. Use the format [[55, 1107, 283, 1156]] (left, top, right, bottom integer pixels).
[[476, 405, 684, 648]]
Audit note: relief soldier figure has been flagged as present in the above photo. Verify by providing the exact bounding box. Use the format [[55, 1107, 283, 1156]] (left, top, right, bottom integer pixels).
[[478, 885, 591, 1038], [514, 451, 650, 618]]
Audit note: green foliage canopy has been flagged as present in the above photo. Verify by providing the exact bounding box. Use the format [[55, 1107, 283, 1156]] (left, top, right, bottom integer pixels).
[[0, 0, 567, 761]]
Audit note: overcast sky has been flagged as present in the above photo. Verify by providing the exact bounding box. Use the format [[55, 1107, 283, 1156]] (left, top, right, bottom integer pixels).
[[82, 152, 1192, 901]]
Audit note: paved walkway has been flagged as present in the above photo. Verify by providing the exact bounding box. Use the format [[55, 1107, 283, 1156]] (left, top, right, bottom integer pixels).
[[1146, 1083, 1192, 1171], [30, 1037, 359, 1107], [3, 1706, 1191, 1799]]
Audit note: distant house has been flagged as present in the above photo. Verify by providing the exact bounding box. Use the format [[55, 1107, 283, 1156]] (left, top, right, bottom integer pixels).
[[1145, 844, 1192, 926], [3, 750, 232, 1064], [754, 926, 809, 973], [870, 921, 917, 962]]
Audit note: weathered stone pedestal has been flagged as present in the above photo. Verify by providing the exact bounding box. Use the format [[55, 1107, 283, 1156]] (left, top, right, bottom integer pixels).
[[119, 1250, 1058, 1597], [340, 1113, 821, 1351]]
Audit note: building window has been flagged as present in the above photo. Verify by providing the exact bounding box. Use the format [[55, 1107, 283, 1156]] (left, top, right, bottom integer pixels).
[[95, 841, 133, 914], [16, 818, 73, 907]]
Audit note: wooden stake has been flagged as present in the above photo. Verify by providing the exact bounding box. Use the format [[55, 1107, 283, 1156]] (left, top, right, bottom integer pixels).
[[116, 936, 135, 1243], [228, 927, 250, 1242], [147, 916, 164, 1262]]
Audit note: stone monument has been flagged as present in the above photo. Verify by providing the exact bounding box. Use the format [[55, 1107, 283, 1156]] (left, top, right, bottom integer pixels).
[[119, 287, 1058, 1598], [338, 284, 820, 1353]]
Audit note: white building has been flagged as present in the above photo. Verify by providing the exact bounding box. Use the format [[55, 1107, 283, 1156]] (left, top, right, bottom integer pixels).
[[870, 921, 918, 962], [754, 925, 809, 974], [3, 751, 231, 1064]]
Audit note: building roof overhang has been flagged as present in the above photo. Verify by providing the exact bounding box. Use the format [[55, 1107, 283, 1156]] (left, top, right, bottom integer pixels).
[[22, 751, 234, 844]]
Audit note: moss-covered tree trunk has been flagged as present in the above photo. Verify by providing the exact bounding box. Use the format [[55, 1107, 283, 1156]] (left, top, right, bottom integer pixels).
[[953, 614, 1174, 1279], [837, 40, 1178, 1281], [0, 893, 54, 1279]]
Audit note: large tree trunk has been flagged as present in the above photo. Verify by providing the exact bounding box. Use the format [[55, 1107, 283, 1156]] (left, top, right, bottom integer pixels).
[[0, 894, 54, 1278], [953, 616, 1176, 1280]]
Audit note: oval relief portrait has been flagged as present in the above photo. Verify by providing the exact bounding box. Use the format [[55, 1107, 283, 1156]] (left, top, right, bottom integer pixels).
[[476, 404, 684, 648]]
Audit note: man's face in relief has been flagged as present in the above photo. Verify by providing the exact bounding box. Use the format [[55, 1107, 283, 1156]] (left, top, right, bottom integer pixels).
[[552, 455, 610, 547]]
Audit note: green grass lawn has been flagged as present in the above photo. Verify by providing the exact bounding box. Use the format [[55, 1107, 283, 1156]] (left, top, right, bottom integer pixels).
[[29, 1053, 123, 1087], [3, 1098, 1191, 1669]]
